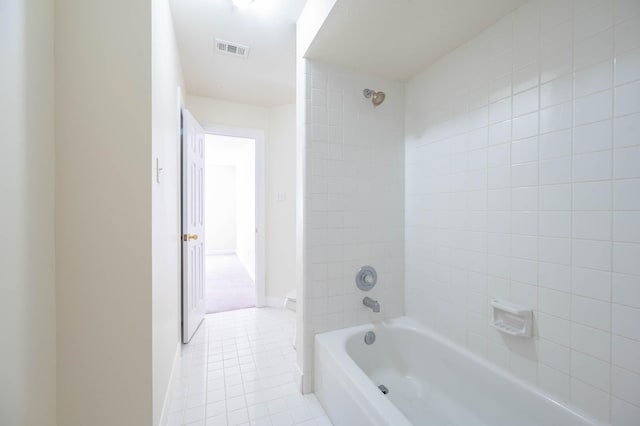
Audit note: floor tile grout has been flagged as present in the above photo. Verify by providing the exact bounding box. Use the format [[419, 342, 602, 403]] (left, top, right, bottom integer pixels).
[[165, 307, 332, 426]]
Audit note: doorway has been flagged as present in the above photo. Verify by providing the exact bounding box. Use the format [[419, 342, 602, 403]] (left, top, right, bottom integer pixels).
[[203, 127, 265, 313]]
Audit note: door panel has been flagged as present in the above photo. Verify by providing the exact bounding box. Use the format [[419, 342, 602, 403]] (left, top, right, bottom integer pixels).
[[182, 109, 205, 343]]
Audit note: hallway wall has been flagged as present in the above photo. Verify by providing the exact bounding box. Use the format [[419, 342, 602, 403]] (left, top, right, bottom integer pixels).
[[152, 0, 186, 424], [55, 0, 153, 424], [0, 0, 56, 424]]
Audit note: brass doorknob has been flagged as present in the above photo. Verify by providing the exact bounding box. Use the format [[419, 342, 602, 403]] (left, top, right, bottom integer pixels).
[[183, 234, 198, 241]]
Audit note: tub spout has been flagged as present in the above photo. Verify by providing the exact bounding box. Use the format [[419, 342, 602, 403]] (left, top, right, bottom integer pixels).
[[363, 297, 380, 313]]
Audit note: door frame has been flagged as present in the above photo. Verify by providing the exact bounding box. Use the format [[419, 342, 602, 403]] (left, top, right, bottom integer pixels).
[[203, 124, 266, 308]]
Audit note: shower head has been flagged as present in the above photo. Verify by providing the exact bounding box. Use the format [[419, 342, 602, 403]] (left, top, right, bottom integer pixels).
[[363, 88, 386, 107]]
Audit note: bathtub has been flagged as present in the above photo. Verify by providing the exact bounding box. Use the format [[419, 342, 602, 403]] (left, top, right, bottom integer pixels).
[[314, 317, 599, 426]]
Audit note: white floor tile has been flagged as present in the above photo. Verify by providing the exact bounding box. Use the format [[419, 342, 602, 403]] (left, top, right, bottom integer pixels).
[[164, 308, 331, 426]]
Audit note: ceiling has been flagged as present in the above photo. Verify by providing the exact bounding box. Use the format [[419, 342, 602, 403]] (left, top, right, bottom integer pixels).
[[169, 0, 307, 107], [301, 0, 526, 82], [170, 0, 527, 107]]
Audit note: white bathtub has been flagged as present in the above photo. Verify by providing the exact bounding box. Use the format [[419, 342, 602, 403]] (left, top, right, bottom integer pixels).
[[314, 317, 600, 426]]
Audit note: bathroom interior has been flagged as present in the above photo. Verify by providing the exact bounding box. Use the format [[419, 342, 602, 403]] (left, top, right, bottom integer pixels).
[[4, 0, 639, 425], [295, 0, 640, 424]]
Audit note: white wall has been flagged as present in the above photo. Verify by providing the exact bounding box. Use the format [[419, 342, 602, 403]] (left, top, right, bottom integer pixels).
[[188, 96, 297, 301], [267, 104, 298, 301], [300, 58, 405, 390], [404, 0, 640, 423], [235, 141, 256, 280], [205, 166, 237, 253], [55, 0, 153, 424], [152, 0, 185, 424], [0, 0, 56, 424]]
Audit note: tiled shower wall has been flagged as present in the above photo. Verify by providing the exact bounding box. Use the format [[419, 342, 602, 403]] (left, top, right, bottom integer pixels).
[[404, 0, 640, 423], [301, 58, 405, 387]]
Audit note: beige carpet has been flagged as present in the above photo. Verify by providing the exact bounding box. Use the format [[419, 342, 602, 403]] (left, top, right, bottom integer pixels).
[[205, 254, 255, 314]]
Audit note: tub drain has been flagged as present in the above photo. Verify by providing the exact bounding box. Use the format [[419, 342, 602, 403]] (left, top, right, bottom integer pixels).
[[378, 384, 389, 395]]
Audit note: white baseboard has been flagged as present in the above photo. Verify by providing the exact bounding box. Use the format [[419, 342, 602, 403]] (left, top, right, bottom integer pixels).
[[158, 342, 181, 426], [295, 364, 305, 393]]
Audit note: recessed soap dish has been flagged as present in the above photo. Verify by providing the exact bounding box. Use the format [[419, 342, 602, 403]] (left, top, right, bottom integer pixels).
[[491, 299, 533, 338]]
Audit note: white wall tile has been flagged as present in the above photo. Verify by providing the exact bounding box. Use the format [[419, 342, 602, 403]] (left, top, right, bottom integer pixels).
[[515, 63, 541, 94], [512, 112, 539, 140], [615, 14, 640, 53], [572, 266, 611, 301], [540, 102, 572, 133], [539, 339, 571, 373], [538, 364, 571, 402], [572, 211, 612, 240], [511, 162, 538, 187], [539, 184, 572, 210], [540, 157, 572, 185], [513, 88, 539, 117], [615, 0, 640, 22], [573, 150, 612, 182], [540, 211, 571, 237], [539, 237, 571, 265], [612, 303, 640, 340], [574, 28, 614, 71], [572, 323, 611, 361], [573, 181, 612, 210], [488, 143, 511, 167], [489, 98, 511, 124], [614, 146, 640, 179], [615, 79, 640, 116], [541, 75, 572, 109], [572, 239, 612, 271], [539, 262, 570, 292], [574, 61, 613, 98], [573, 120, 612, 154], [539, 288, 570, 319], [574, 3, 614, 42], [574, 90, 613, 126], [614, 179, 640, 209], [572, 295, 611, 330], [612, 334, 640, 374], [512, 137, 538, 164], [614, 113, 640, 148], [616, 47, 640, 85], [402, 2, 640, 421], [540, 129, 571, 159], [541, 47, 572, 83], [612, 272, 640, 308], [571, 378, 611, 422], [612, 397, 640, 426], [537, 313, 570, 346], [612, 367, 640, 407], [571, 351, 611, 391], [613, 242, 640, 275]]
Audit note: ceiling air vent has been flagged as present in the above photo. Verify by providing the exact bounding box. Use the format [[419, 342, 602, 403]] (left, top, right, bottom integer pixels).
[[215, 39, 250, 59]]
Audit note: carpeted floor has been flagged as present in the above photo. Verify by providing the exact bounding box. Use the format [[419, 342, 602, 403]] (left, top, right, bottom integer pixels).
[[205, 254, 255, 314]]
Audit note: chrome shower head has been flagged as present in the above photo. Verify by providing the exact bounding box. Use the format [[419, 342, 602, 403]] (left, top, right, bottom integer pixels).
[[363, 88, 386, 106]]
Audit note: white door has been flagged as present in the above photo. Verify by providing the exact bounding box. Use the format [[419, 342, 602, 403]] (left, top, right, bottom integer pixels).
[[182, 109, 206, 343]]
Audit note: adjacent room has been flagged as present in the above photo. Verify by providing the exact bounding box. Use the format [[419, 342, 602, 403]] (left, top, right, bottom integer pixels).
[[204, 134, 257, 313]]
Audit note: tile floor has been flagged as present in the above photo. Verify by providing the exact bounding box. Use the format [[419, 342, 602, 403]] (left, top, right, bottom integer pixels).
[[164, 308, 332, 426], [206, 254, 256, 314]]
